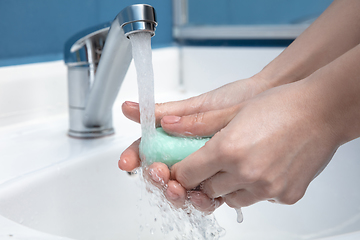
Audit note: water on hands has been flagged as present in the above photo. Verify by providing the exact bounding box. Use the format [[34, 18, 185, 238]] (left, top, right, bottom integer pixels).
[[129, 32, 225, 239]]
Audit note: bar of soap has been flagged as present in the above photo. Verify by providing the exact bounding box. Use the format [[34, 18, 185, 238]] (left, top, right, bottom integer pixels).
[[140, 127, 210, 167]]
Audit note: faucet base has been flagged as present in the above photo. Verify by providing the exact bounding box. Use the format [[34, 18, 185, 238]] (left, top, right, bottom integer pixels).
[[68, 128, 115, 139], [68, 108, 114, 139]]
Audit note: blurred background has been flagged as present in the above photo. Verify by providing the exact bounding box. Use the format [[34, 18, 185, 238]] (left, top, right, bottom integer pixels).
[[0, 0, 333, 67], [187, 0, 332, 25]]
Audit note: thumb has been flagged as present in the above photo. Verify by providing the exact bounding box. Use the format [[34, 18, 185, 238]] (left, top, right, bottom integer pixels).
[[161, 104, 242, 137]]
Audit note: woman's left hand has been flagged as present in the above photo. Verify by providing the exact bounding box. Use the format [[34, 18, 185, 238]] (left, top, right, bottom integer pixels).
[[170, 79, 340, 208]]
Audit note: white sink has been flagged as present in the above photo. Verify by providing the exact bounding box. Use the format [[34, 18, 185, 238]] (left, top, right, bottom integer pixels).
[[0, 137, 142, 240], [1, 47, 360, 240], [0, 124, 360, 240]]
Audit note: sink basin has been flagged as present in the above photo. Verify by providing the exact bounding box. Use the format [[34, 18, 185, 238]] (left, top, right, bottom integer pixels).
[[1, 47, 360, 240], [0, 140, 142, 240], [0, 127, 360, 240]]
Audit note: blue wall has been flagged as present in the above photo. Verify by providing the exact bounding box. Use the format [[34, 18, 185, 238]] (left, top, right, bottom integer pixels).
[[0, 0, 173, 67], [0, 0, 335, 67], [188, 0, 333, 25]]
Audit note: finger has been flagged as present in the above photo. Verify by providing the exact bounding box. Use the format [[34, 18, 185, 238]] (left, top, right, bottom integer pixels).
[[165, 180, 187, 208], [224, 189, 260, 208], [119, 138, 141, 172], [122, 95, 211, 127], [122, 101, 141, 123], [188, 191, 224, 213], [144, 162, 170, 188], [170, 136, 222, 190], [161, 104, 241, 137], [154, 96, 207, 126], [201, 172, 245, 199]]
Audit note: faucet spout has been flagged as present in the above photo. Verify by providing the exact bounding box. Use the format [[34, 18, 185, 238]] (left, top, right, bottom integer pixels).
[[64, 4, 157, 138]]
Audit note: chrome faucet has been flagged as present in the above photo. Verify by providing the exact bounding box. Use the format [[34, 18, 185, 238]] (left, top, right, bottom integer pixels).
[[64, 4, 157, 138]]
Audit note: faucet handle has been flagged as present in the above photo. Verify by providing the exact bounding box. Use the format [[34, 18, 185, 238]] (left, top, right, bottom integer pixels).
[[64, 22, 110, 68]]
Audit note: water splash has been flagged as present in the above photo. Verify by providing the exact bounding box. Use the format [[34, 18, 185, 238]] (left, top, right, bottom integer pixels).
[[136, 167, 226, 239], [129, 32, 226, 239]]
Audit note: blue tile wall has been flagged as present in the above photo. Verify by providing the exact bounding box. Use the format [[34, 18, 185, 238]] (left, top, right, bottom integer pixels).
[[0, 0, 173, 67], [0, 0, 335, 66]]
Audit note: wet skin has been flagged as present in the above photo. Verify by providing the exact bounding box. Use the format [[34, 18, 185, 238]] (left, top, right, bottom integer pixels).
[[118, 78, 265, 212]]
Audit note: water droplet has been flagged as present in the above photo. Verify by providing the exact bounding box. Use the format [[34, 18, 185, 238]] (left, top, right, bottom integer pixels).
[[235, 208, 243, 223]]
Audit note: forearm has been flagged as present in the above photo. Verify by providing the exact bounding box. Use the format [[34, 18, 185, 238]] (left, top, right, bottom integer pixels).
[[305, 43, 360, 145], [257, 0, 360, 88]]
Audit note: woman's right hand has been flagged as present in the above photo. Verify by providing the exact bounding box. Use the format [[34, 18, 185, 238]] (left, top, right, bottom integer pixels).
[[121, 76, 270, 132]]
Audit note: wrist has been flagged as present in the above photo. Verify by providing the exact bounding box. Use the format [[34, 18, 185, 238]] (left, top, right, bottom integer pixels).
[[254, 56, 307, 89], [302, 65, 360, 146], [246, 65, 305, 101]]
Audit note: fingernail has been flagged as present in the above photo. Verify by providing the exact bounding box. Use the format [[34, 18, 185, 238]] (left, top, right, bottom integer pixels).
[[120, 158, 128, 164], [124, 101, 138, 107], [162, 116, 181, 124], [166, 189, 180, 201], [118, 158, 127, 171]]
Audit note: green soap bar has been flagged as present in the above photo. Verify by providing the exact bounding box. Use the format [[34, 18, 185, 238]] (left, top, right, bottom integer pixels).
[[140, 127, 210, 167]]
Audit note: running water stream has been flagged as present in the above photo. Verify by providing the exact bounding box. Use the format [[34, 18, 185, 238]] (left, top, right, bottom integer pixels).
[[129, 32, 225, 239], [129, 32, 156, 140]]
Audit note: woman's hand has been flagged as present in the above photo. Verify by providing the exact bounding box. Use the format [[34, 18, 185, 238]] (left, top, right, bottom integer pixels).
[[170, 79, 340, 208], [120, 40, 360, 211], [167, 43, 360, 210], [119, 76, 270, 212], [118, 0, 360, 213], [119, 76, 340, 211], [120, 76, 269, 131]]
